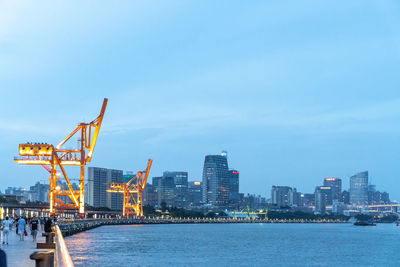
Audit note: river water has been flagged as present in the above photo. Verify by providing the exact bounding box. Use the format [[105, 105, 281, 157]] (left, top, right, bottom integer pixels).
[[65, 223, 400, 266]]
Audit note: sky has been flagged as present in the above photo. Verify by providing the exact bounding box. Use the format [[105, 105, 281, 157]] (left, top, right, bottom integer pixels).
[[1, 1, 400, 200]]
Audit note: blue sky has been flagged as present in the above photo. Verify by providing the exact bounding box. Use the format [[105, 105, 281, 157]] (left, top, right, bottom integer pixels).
[[1, 1, 400, 199]]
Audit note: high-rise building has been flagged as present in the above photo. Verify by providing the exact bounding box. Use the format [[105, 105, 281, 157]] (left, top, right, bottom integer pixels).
[[107, 169, 124, 210], [271, 186, 292, 207], [164, 171, 188, 208], [188, 181, 202, 207], [86, 167, 123, 210], [289, 188, 301, 207], [29, 182, 50, 203], [350, 171, 368, 205], [315, 186, 327, 214], [143, 183, 158, 207], [323, 178, 342, 202], [202, 153, 230, 207], [368, 185, 376, 205], [228, 170, 239, 206], [341, 190, 350, 204], [301, 193, 315, 207], [152, 176, 175, 207]]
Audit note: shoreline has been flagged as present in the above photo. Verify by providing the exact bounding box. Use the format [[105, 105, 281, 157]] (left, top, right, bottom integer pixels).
[[59, 218, 350, 237]]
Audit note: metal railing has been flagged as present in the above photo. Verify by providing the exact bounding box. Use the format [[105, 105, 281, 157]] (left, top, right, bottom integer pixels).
[[55, 225, 74, 267]]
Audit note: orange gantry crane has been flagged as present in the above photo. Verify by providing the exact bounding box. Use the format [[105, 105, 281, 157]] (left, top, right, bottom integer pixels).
[[14, 98, 108, 217], [108, 159, 153, 218]]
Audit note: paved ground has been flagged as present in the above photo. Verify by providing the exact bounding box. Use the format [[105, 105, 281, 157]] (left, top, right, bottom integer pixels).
[[0, 227, 48, 267]]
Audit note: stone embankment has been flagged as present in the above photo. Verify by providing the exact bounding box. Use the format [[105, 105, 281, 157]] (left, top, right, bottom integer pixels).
[[58, 218, 348, 237]]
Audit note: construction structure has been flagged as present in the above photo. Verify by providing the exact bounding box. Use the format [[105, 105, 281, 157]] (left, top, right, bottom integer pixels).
[[108, 159, 153, 218], [14, 98, 108, 217]]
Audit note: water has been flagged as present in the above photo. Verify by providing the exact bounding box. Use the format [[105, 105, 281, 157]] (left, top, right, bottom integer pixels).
[[65, 223, 400, 266]]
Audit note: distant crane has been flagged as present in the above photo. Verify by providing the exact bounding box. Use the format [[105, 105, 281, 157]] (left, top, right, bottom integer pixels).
[[108, 159, 153, 218], [14, 98, 108, 217]]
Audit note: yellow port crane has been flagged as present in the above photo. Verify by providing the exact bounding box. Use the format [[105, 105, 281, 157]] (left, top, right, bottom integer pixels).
[[108, 159, 153, 218], [14, 98, 108, 217]]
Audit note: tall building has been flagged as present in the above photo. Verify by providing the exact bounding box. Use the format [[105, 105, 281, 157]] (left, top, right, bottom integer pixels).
[[29, 182, 50, 203], [323, 178, 342, 202], [107, 169, 124, 211], [188, 181, 202, 207], [289, 188, 301, 207], [202, 153, 230, 207], [143, 183, 158, 207], [152, 176, 175, 207], [228, 170, 239, 206], [341, 190, 350, 204], [301, 193, 315, 207], [350, 171, 368, 205], [164, 171, 188, 208], [368, 185, 376, 205], [315, 186, 327, 214], [86, 167, 123, 210], [271, 186, 292, 207]]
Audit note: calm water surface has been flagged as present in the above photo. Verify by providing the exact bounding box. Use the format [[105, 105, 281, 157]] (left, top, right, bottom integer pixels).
[[65, 223, 400, 266]]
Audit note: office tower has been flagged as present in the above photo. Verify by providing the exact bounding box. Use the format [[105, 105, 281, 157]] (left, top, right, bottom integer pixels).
[[323, 178, 342, 202], [29, 182, 50, 203], [107, 169, 124, 210], [228, 170, 239, 205], [289, 188, 301, 207], [202, 153, 230, 207], [188, 181, 202, 207], [143, 183, 158, 207], [87, 167, 123, 210], [315, 186, 327, 214], [152, 176, 175, 207], [301, 193, 315, 207], [341, 190, 350, 204], [368, 185, 376, 205], [164, 171, 188, 208], [349, 171, 368, 205], [271, 186, 292, 207]]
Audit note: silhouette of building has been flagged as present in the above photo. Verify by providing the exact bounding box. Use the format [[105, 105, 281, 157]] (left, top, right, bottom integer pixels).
[[323, 178, 342, 203], [87, 167, 123, 210], [271, 186, 292, 207], [202, 153, 230, 207], [350, 171, 368, 205], [228, 170, 239, 206]]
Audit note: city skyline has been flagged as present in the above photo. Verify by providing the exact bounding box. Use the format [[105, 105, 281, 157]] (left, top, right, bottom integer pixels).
[[1, 1, 400, 200]]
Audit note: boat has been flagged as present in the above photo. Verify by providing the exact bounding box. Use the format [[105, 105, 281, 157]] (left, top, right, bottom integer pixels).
[[354, 221, 376, 226]]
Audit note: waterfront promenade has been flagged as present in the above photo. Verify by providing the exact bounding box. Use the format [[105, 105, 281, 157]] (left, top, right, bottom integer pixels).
[[0, 228, 45, 267]]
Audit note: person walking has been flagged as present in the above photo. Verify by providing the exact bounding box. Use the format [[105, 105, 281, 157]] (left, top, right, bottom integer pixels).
[[1, 217, 13, 245], [17, 217, 26, 241], [30, 216, 39, 242], [14, 217, 19, 236]]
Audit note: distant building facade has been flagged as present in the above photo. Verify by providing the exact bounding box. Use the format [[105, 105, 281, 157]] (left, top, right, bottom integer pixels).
[[315, 186, 327, 214], [188, 181, 202, 207], [228, 170, 239, 206], [323, 178, 342, 203], [271, 186, 292, 207], [164, 171, 188, 208], [350, 171, 368, 205], [86, 167, 123, 210], [202, 153, 230, 207]]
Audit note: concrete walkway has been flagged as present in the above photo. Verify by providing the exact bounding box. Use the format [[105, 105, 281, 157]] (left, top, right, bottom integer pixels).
[[0, 227, 47, 267]]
